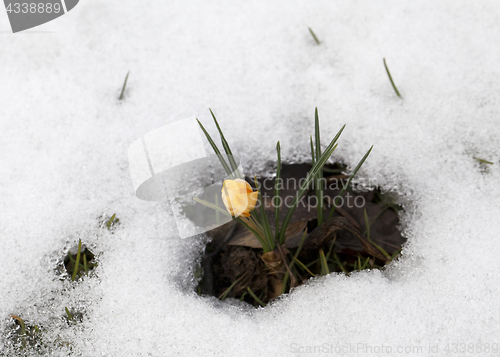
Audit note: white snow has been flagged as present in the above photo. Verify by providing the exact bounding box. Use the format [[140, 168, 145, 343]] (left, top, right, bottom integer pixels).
[[1, 0, 500, 356]]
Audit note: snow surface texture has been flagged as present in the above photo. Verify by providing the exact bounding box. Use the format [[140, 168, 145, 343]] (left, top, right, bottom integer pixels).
[[1, 0, 500, 356]]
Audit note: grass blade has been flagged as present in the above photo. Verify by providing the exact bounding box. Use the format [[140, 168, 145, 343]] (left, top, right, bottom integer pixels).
[[254, 176, 273, 249], [65, 307, 73, 321], [292, 256, 316, 277], [314, 108, 321, 165], [364, 208, 371, 240], [325, 236, 336, 262], [328, 145, 373, 220], [118, 71, 130, 100], [10, 315, 26, 335], [278, 125, 346, 244], [390, 250, 400, 260], [274, 141, 282, 240], [319, 249, 329, 275], [193, 197, 232, 217], [364, 209, 391, 260], [83, 254, 88, 272], [247, 287, 266, 307], [308, 27, 321, 45], [72, 239, 82, 281], [361, 256, 370, 269], [310, 135, 315, 163], [209, 109, 242, 178], [333, 252, 347, 273], [383, 58, 402, 98], [196, 119, 233, 177], [281, 229, 308, 294], [219, 273, 247, 300], [314, 108, 324, 226]]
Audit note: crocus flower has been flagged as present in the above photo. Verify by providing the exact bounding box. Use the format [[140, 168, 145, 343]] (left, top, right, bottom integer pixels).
[[221, 179, 258, 217]]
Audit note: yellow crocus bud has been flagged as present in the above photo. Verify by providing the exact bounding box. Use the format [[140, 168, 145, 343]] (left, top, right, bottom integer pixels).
[[221, 179, 258, 217]]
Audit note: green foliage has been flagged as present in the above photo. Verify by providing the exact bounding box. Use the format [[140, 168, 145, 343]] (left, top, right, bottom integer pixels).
[[197, 108, 372, 254]]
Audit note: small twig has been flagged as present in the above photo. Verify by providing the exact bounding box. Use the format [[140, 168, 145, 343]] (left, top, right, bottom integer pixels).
[[292, 256, 316, 277], [383, 58, 402, 98], [118, 71, 130, 100], [308, 27, 321, 45], [276, 244, 296, 288], [323, 197, 361, 230]]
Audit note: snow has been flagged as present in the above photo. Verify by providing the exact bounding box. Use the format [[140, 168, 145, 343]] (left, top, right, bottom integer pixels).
[[1, 0, 500, 355]]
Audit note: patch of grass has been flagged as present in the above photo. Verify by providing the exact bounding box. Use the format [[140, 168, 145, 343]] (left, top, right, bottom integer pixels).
[[103, 213, 120, 230], [6, 315, 42, 351], [195, 108, 405, 307], [63, 241, 96, 281]]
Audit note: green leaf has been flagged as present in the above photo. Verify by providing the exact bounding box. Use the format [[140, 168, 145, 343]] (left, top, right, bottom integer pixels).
[[247, 287, 266, 307], [364, 208, 391, 260], [193, 197, 232, 217], [209, 109, 242, 178], [72, 239, 82, 281], [383, 58, 402, 98], [83, 254, 88, 272], [118, 71, 130, 100], [310, 135, 315, 163], [292, 256, 316, 277], [364, 208, 371, 240], [278, 125, 345, 244], [361, 256, 371, 269], [308, 27, 321, 45], [325, 236, 336, 262], [196, 119, 233, 177], [219, 273, 246, 300], [333, 252, 347, 273], [65, 307, 74, 321], [314, 108, 324, 226], [328, 145, 373, 220], [281, 229, 308, 294], [319, 249, 329, 275], [274, 141, 282, 240], [474, 157, 494, 165]]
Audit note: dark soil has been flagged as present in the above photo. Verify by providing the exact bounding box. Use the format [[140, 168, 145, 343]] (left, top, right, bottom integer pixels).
[[197, 163, 406, 306]]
